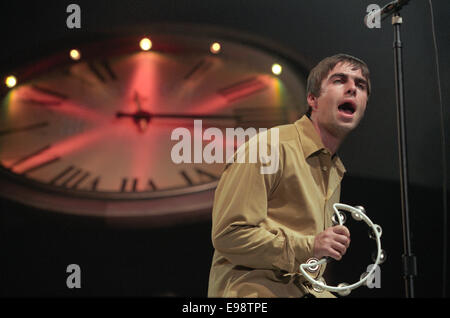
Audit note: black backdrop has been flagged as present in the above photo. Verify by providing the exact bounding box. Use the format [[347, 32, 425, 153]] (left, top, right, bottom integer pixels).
[[0, 176, 446, 297]]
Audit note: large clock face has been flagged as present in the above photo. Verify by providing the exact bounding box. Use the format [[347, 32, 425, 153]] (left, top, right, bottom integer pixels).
[[0, 28, 307, 221]]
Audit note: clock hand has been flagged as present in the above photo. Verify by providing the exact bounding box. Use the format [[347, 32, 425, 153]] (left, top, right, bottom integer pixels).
[[7, 124, 114, 174], [131, 91, 149, 132], [21, 85, 105, 122], [116, 111, 151, 133], [116, 107, 289, 131], [116, 111, 240, 132], [133, 91, 142, 112]]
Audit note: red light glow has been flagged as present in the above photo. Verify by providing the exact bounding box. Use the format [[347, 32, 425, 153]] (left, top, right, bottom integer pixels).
[[6, 123, 116, 174]]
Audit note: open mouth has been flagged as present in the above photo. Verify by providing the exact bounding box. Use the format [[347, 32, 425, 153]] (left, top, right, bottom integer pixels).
[[338, 102, 356, 115]]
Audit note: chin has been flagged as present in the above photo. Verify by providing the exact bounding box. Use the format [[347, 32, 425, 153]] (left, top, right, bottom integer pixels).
[[332, 121, 355, 137], [339, 114, 363, 130]]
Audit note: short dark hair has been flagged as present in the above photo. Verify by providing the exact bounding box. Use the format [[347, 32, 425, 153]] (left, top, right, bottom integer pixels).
[[305, 54, 371, 117]]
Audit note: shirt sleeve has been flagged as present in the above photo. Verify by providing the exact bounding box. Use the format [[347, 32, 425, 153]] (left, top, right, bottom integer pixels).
[[211, 131, 315, 274]]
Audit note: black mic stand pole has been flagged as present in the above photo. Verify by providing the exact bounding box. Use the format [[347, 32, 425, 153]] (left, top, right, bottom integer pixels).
[[391, 11, 417, 298]]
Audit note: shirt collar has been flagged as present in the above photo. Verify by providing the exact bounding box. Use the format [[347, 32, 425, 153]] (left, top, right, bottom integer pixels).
[[294, 115, 347, 174], [294, 115, 325, 158], [333, 153, 346, 174]]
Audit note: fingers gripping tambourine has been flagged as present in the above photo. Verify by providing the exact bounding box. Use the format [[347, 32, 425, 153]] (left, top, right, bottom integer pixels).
[[299, 203, 386, 296]]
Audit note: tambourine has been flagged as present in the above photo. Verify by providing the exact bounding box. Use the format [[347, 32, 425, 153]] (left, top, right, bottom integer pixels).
[[299, 203, 385, 296]]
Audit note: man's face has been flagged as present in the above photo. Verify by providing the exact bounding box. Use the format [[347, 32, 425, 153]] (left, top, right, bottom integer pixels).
[[308, 62, 369, 138]]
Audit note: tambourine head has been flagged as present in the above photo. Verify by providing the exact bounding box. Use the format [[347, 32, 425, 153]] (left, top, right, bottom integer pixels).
[[300, 203, 383, 297]]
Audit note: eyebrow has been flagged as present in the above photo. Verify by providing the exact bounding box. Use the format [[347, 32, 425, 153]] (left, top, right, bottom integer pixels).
[[329, 72, 368, 86]]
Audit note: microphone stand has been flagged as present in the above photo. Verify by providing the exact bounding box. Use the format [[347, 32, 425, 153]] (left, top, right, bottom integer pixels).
[[391, 9, 417, 298], [366, 0, 416, 298]]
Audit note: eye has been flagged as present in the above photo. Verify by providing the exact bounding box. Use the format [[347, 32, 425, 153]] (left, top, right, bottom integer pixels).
[[357, 83, 366, 90]]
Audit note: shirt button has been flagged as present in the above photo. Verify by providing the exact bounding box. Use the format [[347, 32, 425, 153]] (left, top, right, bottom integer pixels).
[[322, 166, 328, 172]]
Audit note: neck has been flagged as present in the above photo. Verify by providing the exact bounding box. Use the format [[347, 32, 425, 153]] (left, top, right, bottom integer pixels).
[[310, 119, 346, 155]]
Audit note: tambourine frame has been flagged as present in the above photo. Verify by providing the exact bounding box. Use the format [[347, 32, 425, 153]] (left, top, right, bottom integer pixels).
[[299, 203, 383, 296]]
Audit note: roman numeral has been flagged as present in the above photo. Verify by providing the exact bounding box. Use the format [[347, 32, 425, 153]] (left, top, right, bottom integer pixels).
[[49, 166, 100, 190], [194, 168, 220, 182], [119, 178, 159, 192], [217, 77, 268, 103], [121, 178, 138, 192], [60, 168, 83, 187], [31, 85, 68, 100], [180, 168, 220, 186], [184, 58, 213, 81], [148, 179, 157, 191], [19, 85, 68, 107], [49, 165, 75, 184], [88, 60, 117, 83], [87, 177, 100, 191], [60, 66, 96, 86], [180, 170, 193, 186], [70, 171, 91, 189]]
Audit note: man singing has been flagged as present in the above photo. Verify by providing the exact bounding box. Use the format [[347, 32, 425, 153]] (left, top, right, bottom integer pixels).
[[208, 54, 371, 298]]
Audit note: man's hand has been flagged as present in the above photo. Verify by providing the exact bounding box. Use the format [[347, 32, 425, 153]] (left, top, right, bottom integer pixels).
[[313, 225, 351, 261]]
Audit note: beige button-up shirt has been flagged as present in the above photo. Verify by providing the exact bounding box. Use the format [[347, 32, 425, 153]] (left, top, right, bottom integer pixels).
[[208, 115, 346, 297]]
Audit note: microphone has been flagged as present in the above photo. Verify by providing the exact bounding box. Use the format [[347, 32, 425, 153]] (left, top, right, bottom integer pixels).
[[364, 0, 411, 27]]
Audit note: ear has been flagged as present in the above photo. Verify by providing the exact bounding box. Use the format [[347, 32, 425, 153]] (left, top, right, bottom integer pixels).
[[307, 93, 318, 111]]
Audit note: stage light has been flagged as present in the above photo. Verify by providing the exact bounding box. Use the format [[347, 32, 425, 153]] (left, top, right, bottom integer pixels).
[[70, 49, 81, 61], [140, 37, 152, 51], [5, 75, 17, 88], [210, 42, 221, 54], [272, 64, 282, 75]]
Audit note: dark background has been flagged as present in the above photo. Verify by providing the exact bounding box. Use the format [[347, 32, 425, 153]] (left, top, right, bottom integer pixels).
[[0, 0, 448, 298]]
